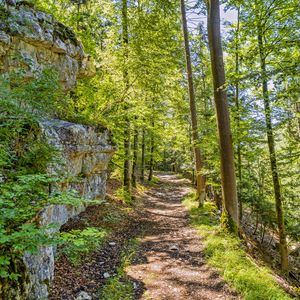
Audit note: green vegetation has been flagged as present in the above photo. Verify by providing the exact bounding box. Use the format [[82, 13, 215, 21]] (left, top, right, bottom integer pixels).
[[59, 227, 108, 266], [0, 69, 93, 280], [1, 0, 299, 295], [99, 238, 140, 300], [183, 193, 292, 300]]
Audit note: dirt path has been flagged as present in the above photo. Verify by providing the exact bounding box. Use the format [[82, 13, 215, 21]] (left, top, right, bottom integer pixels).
[[127, 174, 239, 300], [50, 174, 239, 299]]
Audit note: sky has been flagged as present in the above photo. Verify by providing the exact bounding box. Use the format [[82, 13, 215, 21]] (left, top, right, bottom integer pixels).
[[187, 1, 238, 35]]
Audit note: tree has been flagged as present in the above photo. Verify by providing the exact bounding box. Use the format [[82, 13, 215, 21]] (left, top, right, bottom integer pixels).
[[122, 0, 132, 197], [180, 0, 206, 206], [207, 0, 239, 228], [256, 3, 288, 272]]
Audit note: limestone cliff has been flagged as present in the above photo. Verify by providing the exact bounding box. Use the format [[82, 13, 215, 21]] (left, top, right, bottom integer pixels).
[[24, 120, 114, 300], [0, 0, 95, 89], [0, 1, 114, 299]]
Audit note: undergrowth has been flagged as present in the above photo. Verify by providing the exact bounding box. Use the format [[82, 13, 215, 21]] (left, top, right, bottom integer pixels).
[[59, 227, 108, 266], [182, 192, 292, 300], [99, 238, 140, 300], [0, 68, 101, 282]]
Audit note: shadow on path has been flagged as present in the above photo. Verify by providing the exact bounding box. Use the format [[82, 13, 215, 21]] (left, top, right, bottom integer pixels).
[[127, 174, 239, 300]]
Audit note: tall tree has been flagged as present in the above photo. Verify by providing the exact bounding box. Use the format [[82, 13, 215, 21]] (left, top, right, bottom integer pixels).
[[234, 6, 243, 220], [257, 12, 288, 272], [122, 0, 131, 196], [132, 124, 138, 188], [180, 0, 206, 206], [207, 0, 239, 227], [140, 126, 146, 182], [148, 119, 155, 182]]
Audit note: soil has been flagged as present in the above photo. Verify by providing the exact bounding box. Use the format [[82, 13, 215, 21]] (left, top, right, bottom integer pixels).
[[49, 174, 239, 300]]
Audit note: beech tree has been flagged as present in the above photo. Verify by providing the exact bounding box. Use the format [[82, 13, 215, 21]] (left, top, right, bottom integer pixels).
[[180, 0, 206, 206], [207, 0, 239, 227]]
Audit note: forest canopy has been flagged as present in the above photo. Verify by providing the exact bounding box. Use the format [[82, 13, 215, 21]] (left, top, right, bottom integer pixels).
[[0, 0, 299, 297]]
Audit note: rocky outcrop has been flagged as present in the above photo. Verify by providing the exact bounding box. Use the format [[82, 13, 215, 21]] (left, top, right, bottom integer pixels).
[[0, 1, 114, 299], [23, 120, 114, 300], [0, 0, 95, 90]]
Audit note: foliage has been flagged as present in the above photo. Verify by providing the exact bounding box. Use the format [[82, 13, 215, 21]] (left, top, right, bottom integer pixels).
[[183, 193, 293, 300], [0, 68, 92, 280], [59, 227, 108, 266]]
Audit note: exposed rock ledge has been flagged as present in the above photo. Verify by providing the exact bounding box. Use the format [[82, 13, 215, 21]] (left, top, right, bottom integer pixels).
[[0, 0, 95, 89], [23, 120, 115, 300], [0, 2, 114, 299]]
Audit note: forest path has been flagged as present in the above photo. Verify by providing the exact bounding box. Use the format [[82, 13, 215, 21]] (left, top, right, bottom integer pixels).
[[127, 174, 239, 300], [49, 174, 239, 299]]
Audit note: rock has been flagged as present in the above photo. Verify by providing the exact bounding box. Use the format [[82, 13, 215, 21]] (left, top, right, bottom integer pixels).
[[103, 272, 110, 279], [0, 2, 113, 300], [0, 1, 96, 90], [76, 291, 92, 300], [23, 120, 115, 300], [169, 244, 179, 251], [109, 242, 116, 246]]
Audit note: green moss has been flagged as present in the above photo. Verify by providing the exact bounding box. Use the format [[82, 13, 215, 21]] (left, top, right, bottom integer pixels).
[[220, 209, 238, 235], [182, 193, 292, 300]]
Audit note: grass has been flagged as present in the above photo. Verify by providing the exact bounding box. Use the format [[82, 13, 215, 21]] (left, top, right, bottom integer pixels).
[[99, 238, 141, 300], [182, 192, 293, 300]]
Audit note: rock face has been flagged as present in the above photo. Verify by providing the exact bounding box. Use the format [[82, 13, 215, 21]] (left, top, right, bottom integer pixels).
[[0, 2, 114, 299], [23, 120, 114, 300], [0, 0, 95, 89]]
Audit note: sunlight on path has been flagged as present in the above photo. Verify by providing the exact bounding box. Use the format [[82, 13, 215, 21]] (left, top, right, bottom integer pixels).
[[127, 174, 239, 300]]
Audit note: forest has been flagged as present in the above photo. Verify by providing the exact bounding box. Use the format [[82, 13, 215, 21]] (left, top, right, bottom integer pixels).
[[0, 0, 299, 299]]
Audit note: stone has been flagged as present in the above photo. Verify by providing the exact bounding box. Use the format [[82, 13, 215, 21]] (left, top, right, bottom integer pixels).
[[76, 291, 92, 300], [103, 272, 110, 279], [169, 244, 179, 251], [0, 2, 113, 299], [109, 242, 116, 246], [23, 120, 115, 300], [0, 1, 95, 89]]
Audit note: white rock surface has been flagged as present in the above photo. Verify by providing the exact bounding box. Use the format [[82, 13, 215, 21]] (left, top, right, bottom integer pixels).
[[76, 291, 92, 300], [0, 0, 95, 90], [23, 120, 114, 300]]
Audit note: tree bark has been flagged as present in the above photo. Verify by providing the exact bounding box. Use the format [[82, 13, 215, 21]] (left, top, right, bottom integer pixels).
[[122, 0, 131, 195], [140, 127, 145, 182], [295, 102, 300, 139], [235, 7, 243, 221], [132, 125, 138, 188], [148, 121, 154, 182], [180, 0, 206, 206], [207, 0, 239, 227], [257, 24, 289, 272]]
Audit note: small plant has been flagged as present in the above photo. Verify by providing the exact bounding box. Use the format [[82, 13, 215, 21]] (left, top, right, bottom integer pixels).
[[103, 211, 125, 225], [115, 187, 132, 205], [59, 227, 108, 266]]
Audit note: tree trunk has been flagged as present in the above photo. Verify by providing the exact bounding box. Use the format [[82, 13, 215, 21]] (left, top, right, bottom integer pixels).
[[180, 0, 206, 206], [140, 127, 145, 182], [235, 7, 243, 221], [257, 24, 289, 272], [207, 0, 239, 227], [132, 125, 138, 188], [122, 0, 131, 195], [148, 121, 154, 182], [295, 102, 300, 139]]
